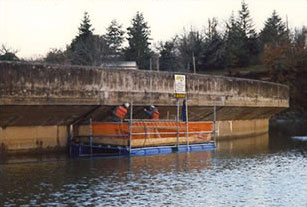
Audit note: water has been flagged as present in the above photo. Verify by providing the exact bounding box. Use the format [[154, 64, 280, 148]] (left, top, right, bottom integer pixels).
[[1, 121, 307, 207]]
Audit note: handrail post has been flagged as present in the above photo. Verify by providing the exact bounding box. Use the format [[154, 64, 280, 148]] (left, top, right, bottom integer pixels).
[[69, 124, 73, 156], [129, 102, 133, 153], [213, 104, 216, 143], [185, 99, 189, 151], [89, 118, 93, 156], [176, 99, 180, 150]]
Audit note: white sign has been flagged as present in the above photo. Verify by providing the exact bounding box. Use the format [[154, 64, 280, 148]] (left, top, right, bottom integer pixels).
[[174, 75, 186, 94]]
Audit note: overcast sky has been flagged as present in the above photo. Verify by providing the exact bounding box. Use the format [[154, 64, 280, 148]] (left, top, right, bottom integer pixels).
[[1, 0, 307, 58]]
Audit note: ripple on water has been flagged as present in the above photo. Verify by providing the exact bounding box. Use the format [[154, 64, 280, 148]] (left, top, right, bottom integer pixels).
[[1, 141, 307, 207]]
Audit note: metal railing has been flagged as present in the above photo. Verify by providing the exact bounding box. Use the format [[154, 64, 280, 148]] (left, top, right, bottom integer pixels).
[[70, 100, 217, 156]]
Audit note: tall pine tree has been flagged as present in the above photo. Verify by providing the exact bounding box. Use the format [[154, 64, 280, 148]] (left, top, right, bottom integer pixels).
[[67, 12, 95, 65], [104, 19, 125, 58], [66, 12, 108, 66], [225, 1, 260, 67], [238, 1, 255, 37], [225, 12, 246, 67], [125, 12, 151, 69], [200, 18, 227, 70], [260, 10, 288, 47], [260, 11, 290, 75], [238, 1, 260, 65]]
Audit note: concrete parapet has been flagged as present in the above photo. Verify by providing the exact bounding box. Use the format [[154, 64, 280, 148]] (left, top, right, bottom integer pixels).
[[0, 61, 288, 108]]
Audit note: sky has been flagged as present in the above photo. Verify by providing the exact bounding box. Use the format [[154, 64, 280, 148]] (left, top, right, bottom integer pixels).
[[1, 0, 307, 58]]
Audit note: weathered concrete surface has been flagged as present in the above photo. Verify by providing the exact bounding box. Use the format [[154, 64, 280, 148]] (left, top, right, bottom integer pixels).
[[217, 118, 269, 139], [0, 61, 288, 126], [0, 126, 67, 153], [0, 61, 289, 153], [0, 105, 284, 127], [0, 61, 288, 107]]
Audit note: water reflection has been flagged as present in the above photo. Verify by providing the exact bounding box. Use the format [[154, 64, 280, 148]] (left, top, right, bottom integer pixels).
[[0, 152, 214, 207], [217, 133, 269, 157], [129, 151, 213, 174], [1, 122, 307, 207]]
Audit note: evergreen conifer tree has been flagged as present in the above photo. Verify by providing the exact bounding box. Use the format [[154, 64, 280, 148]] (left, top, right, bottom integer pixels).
[[104, 19, 125, 57], [125, 12, 151, 69], [200, 18, 227, 70], [158, 38, 181, 71], [238, 1, 260, 65], [78, 12, 94, 38], [225, 2, 260, 68], [67, 12, 95, 65], [66, 12, 108, 66], [177, 29, 204, 72], [225, 12, 247, 67], [260, 10, 288, 47], [238, 1, 256, 37]]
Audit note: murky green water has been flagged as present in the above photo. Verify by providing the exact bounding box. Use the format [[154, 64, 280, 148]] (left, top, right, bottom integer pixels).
[[1, 121, 307, 207]]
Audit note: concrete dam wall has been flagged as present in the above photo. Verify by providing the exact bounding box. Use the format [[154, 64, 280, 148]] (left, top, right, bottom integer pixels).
[[0, 61, 289, 153]]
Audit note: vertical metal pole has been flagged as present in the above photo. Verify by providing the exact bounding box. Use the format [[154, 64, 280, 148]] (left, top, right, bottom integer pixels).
[[185, 99, 189, 150], [69, 124, 73, 156], [213, 105, 216, 143], [150, 58, 152, 71], [89, 118, 93, 156], [176, 99, 180, 149], [150, 71, 152, 105], [192, 52, 196, 74], [129, 102, 133, 152]]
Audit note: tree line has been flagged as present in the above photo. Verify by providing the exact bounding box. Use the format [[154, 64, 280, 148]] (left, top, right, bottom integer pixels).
[[2, 2, 303, 73], [45, 11, 152, 69], [2, 1, 307, 112], [40, 2, 306, 75]]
